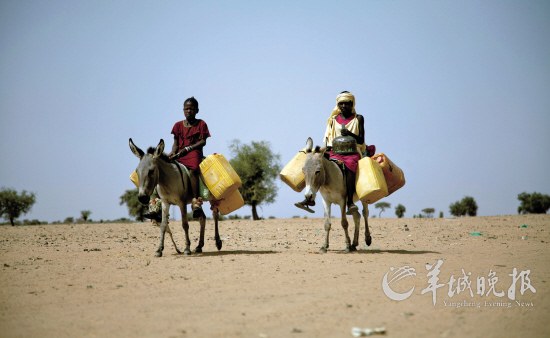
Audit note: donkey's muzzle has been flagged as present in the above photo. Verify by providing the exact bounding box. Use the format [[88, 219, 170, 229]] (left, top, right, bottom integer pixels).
[[138, 194, 150, 205], [304, 193, 316, 205]]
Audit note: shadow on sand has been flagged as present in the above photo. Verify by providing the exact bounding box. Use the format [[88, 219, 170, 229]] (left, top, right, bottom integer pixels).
[[334, 249, 441, 255], [172, 250, 278, 257], [168, 248, 439, 257]]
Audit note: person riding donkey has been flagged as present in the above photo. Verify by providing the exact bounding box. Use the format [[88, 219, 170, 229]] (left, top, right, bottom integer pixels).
[[144, 96, 210, 221], [295, 91, 374, 215]]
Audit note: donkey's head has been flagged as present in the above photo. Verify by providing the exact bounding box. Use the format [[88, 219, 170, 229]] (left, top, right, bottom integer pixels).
[[302, 137, 327, 203], [129, 138, 165, 205]]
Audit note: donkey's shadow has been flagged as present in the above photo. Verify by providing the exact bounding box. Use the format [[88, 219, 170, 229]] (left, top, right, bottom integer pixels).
[[335, 249, 441, 255], [172, 250, 278, 257]]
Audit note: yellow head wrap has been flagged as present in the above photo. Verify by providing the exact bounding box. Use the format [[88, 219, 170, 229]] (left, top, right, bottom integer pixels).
[[328, 91, 356, 122]]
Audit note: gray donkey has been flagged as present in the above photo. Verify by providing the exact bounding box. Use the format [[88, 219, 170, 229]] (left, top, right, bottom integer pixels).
[[129, 138, 222, 257], [301, 137, 371, 252]]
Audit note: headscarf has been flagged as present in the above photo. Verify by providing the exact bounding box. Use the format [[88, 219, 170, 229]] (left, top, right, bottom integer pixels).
[[327, 91, 356, 122]]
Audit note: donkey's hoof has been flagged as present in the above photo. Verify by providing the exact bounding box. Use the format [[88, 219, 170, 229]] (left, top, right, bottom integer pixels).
[[319, 247, 327, 253], [216, 239, 223, 251], [366, 235, 372, 247], [155, 251, 163, 257], [184, 249, 192, 255], [348, 245, 357, 252]]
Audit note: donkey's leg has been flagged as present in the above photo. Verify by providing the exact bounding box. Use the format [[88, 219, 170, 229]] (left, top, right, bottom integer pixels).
[[160, 207, 181, 254], [320, 199, 331, 253], [195, 215, 206, 254], [362, 202, 372, 246], [339, 203, 353, 252], [350, 207, 361, 251], [165, 221, 182, 254], [213, 207, 222, 250], [155, 202, 171, 257], [180, 206, 192, 255], [156, 221, 167, 257]]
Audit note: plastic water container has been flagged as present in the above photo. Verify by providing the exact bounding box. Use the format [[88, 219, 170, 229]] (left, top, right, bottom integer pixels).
[[279, 151, 307, 192], [199, 153, 242, 200], [372, 153, 405, 195], [130, 170, 139, 188], [217, 189, 245, 215], [355, 157, 388, 204]]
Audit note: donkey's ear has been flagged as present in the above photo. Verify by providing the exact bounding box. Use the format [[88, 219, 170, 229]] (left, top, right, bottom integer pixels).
[[305, 137, 313, 153], [129, 138, 144, 159], [153, 139, 165, 158]]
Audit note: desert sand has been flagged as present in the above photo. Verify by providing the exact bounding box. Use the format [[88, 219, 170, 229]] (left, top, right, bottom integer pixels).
[[1, 214, 548, 338]]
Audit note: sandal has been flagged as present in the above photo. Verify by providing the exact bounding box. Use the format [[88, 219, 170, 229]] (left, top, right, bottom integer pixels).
[[294, 202, 315, 213], [192, 206, 205, 219], [191, 198, 205, 219], [143, 211, 162, 222]]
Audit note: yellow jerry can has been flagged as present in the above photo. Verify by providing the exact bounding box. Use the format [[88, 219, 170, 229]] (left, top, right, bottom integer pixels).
[[279, 151, 307, 192], [372, 153, 405, 195], [130, 170, 139, 188], [217, 189, 245, 215], [199, 153, 242, 200], [355, 157, 388, 204]]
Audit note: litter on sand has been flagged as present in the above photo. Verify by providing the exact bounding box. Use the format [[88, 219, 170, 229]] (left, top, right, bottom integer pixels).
[[351, 326, 386, 337]]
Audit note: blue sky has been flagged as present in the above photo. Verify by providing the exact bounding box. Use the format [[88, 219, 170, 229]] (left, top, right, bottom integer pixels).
[[1, 0, 549, 222]]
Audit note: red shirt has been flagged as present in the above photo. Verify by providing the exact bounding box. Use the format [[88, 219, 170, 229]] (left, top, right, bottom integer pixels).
[[329, 114, 361, 173], [171, 119, 211, 170], [335, 114, 355, 125]]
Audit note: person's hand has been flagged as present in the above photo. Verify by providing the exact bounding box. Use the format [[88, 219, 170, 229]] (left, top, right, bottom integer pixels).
[[174, 146, 192, 158], [341, 128, 354, 137], [169, 151, 184, 160]]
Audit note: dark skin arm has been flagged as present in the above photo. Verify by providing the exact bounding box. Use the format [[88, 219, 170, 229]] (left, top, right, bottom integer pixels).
[[337, 100, 365, 145], [341, 114, 365, 145], [168, 137, 207, 159]]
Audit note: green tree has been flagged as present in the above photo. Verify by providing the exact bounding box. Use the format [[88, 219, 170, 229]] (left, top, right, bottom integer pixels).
[[395, 204, 406, 218], [462, 196, 478, 216], [449, 196, 478, 217], [0, 188, 36, 226], [517, 192, 550, 214], [374, 202, 391, 217], [229, 140, 281, 220], [449, 201, 465, 217], [80, 210, 92, 222], [119, 189, 147, 221], [422, 208, 435, 218]]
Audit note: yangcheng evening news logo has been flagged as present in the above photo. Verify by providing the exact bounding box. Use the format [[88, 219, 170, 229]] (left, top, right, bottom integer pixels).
[[382, 259, 536, 308]]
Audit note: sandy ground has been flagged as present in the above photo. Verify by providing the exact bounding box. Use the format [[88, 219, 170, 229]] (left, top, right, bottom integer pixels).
[[0, 214, 548, 338]]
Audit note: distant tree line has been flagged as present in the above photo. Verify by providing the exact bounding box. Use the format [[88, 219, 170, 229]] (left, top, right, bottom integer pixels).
[[449, 196, 478, 217], [517, 192, 550, 214], [2, 187, 549, 225]]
